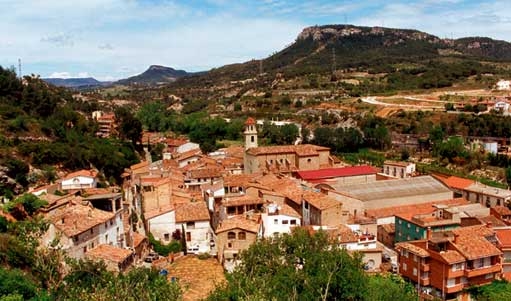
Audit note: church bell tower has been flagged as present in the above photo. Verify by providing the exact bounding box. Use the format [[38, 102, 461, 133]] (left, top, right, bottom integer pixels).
[[244, 117, 258, 150]]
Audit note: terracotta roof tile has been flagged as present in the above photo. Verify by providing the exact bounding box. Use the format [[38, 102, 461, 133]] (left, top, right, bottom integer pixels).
[[166, 255, 226, 301], [496, 229, 511, 248], [86, 244, 133, 263], [395, 241, 430, 257], [493, 206, 511, 216], [452, 236, 501, 260], [384, 161, 412, 167], [145, 204, 175, 220], [222, 195, 265, 206], [132, 232, 147, 248], [50, 203, 115, 237], [432, 174, 475, 190], [246, 144, 329, 156], [216, 215, 260, 234], [439, 250, 466, 264], [188, 168, 222, 179], [62, 169, 97, 180], [302, 191, 341, 210], [380, 223, 395, 234], [175, 201, 210, 223], [245, 117, 256, 126], [452, 225, 494, 238], [177, 149, 202, 161], [296, 165, 377, 181], [130, 161, 149, 171]]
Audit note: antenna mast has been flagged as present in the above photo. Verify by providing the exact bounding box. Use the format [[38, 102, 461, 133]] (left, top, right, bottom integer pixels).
[[18, 58, 22, 79]]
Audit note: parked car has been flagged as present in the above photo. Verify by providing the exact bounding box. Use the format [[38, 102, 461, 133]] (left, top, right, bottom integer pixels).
[[144, 252, 160, 263]]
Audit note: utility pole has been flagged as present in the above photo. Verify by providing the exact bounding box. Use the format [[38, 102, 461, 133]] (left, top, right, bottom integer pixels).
[[18, 58, 22, 79]]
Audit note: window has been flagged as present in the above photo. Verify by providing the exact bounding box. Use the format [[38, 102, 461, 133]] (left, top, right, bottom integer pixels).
[[110, 220, 113, 226], [83, 246, 87, 253], [238, 231, 246, 240], [251, 136, 254, 142], [105, 234, 108, 242], [274, 219, 278, 224], [416, 227, 419, 233], [304, 202, 309, 209], [485, 273, 494, 280], [290, 220, 297, 225], [307, 158, 311, 163], [452, 263, 464, 271], [227, 207, 236, 215], [228, 242, 232, 248], [186, 232, 191, 242], [282, 220, 289, 225], [164, 233, 170, 241], [402, 263, 407, 271], [413, 268, 417, 276], [227, 232, 236, 239], [90, 228, 94, 234], [413, 254, 417, 262], [447, 278, 455, 287], [407, 223, 411, 228], [186, 221, 195, 229]]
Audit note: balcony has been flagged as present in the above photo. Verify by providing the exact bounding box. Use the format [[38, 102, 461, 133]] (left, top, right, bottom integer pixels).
[[419, 278, 430, 286], [445, 283, 464, 294], [421, 263, 430, 272], [465, 264, 501, 278]]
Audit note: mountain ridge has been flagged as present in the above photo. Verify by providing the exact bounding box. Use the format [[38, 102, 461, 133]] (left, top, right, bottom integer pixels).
[[116, 65, 191, 85]]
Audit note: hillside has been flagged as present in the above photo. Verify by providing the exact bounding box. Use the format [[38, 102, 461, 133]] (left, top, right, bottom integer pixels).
[[117, 65, 191, 86], [42, 77, 107, 89], [174, 24, 511, 89]]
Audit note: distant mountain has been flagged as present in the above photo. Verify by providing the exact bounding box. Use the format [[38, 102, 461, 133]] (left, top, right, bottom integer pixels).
[[42, 77, 107, 89], [175, 24, 511, 87], [116, 65, 191, 85]]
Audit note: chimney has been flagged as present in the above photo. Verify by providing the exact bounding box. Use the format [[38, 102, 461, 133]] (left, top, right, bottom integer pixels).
[[454, 233, 460, 243], [486, 222, 493, 229], [426, 227, 432, 240]]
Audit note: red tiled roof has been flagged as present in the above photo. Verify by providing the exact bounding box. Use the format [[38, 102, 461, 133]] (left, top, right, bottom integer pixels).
[[496, 229, 511, 248], [86, 244, 133, 263], [493, 206, 511, 216], [132, 232, 147, 248], [246, 144, 329, 156], [432, 174, 475, 190], [296, 165, 377, 181], [216, 215, 260, 234], [175, 201, 210, 223], [62, 169, 97, 180], [245, 117, 256, 126]]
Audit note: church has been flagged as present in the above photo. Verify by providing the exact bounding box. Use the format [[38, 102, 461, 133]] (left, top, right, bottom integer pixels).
[[243, 117, 338, 174]]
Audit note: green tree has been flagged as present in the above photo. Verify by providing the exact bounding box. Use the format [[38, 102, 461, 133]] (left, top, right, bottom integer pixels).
[[115, 107, 143, 146], [208, 228, 412, 301], [6, 194, 47, 217]]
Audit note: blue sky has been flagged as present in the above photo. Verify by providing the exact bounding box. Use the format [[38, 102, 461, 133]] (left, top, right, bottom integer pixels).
[[1, 0, 510, 80]]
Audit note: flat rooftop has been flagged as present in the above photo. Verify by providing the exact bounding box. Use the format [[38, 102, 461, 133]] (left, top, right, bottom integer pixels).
[[334, 175, 451, 201]]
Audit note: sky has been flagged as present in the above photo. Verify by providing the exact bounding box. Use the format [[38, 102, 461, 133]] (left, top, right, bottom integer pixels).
[[1, 0, 511, 81]]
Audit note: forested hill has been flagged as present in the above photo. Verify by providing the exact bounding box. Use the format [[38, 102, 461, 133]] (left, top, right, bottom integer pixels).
[[0, 66, 140, 196], [175, 24, 511, 87]]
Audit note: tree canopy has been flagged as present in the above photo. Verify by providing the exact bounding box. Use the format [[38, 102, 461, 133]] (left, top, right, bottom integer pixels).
[[208, 228, 416, 301]]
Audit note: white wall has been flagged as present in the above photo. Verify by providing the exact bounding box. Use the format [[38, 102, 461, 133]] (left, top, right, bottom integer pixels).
[[61, 176, 97, 190], [262, 213, 301, 237], [147, 211, 177, 243], [177, 220, 213, 253]]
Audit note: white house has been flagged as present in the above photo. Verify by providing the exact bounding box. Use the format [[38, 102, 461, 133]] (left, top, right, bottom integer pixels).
[[382, 161, 416, 178], [176, 142, 200, 154], [497, 80, 511, 91], [145, 201, 214, 254], [42, 202, 126, 259], [261, 203, 301, 238], [174, 201, 214, 254], [494, 101, 510, 115], [145, 205, 177, 243], [60, 170, 98, 190], [175, 149, 202, 168]]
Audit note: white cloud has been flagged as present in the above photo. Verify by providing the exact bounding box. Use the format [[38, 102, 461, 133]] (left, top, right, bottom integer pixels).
[[78, 72, 90, 77], [49, 72, 72, 78]]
